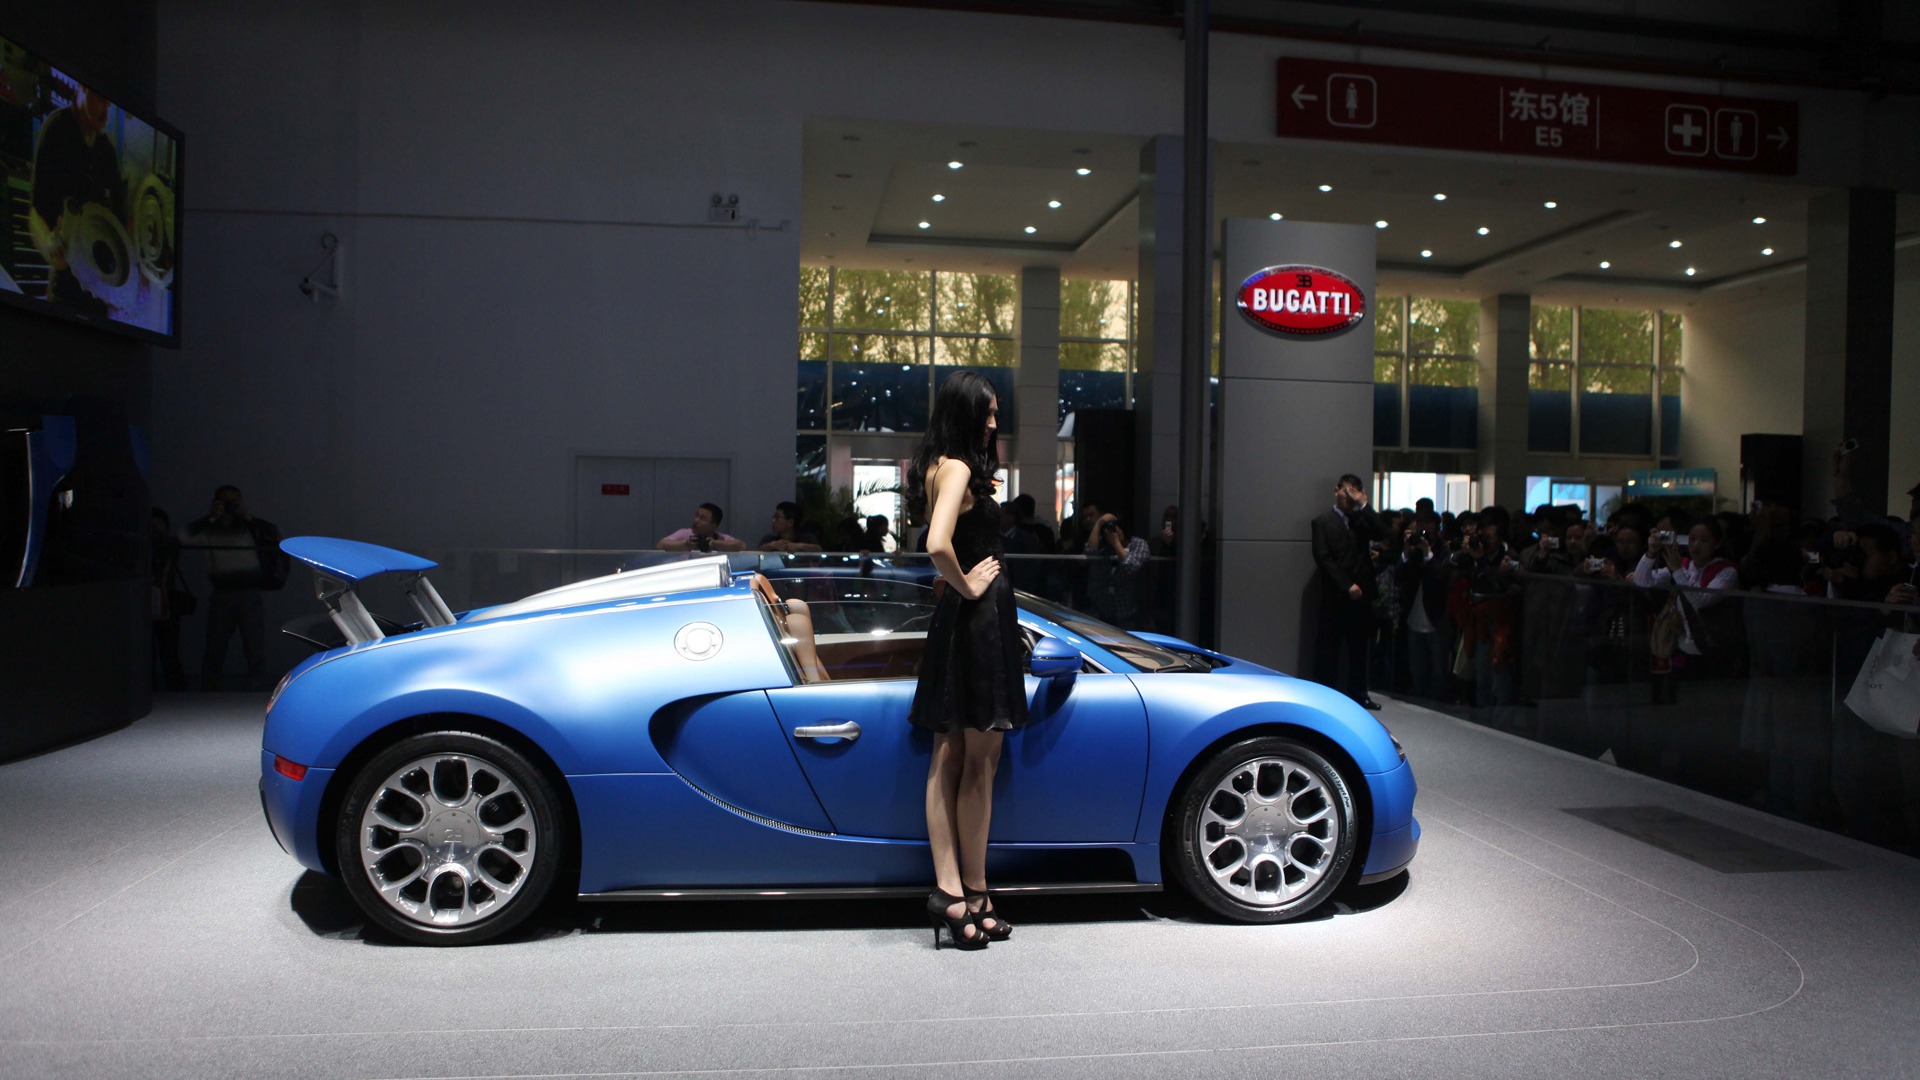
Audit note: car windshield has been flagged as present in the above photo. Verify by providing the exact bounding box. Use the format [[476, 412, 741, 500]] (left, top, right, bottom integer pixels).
[[1011, 591, 1209, 673]]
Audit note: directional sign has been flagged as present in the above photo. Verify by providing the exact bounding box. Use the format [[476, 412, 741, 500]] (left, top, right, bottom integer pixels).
[[1277, 58, 1798, 176]]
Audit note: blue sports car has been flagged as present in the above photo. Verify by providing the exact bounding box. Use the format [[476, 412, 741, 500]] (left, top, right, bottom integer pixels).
[[260, 538, 1419, 945]]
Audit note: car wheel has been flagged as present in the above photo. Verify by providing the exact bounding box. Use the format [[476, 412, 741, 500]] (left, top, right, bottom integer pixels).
[[1171, 736, 1358, 923], [335, 732, 562, 946]]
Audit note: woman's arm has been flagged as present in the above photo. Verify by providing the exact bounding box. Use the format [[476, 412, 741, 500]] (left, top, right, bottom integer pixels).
[[924, 461, 999, 600]]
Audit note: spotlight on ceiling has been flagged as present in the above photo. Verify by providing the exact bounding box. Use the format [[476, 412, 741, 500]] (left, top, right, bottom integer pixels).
[[1375, 220, 1389, 229], [1599, 260, 1611, 269], [1762, 247, 1775, 256], [1669, 240, 1683, 248], [918, 221, 930, 229], [1047, 200, 1061, 209], [1269, 212, 1283, 221], [947, 161, 963, 170], [1420, 249, 1433, 258], [1432, 193, 1447, 201], [1075, 167, 1091, 176], [1477, 226, 1490, 235], [931, 193, 945, 202], [1685, 267, 1697, 277], [1752, 216, 1767, 224], [1024, 225, 1037, 234], [1317, 184, 1333, 192], [1543, 200, 1558, 209]]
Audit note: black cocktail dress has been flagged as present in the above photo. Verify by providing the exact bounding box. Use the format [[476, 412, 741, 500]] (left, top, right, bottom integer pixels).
[[908, 497, 1030, 733]]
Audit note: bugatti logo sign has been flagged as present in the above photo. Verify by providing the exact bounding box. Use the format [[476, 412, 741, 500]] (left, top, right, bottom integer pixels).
[[1235, 265, 1367, 336]]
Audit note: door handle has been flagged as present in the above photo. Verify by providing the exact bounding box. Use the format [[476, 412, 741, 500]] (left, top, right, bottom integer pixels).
[[793, 721, 861, 742]]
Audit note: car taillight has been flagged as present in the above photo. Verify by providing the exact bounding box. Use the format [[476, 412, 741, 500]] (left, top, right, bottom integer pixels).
[[273, 755, 308, 781]]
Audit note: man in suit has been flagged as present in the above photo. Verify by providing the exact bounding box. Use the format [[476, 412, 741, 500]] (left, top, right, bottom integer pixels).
[[1311, 473, 1385, 709]]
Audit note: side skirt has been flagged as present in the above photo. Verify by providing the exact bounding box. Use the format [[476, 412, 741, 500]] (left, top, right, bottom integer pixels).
[[580, 882, 1164, 902]]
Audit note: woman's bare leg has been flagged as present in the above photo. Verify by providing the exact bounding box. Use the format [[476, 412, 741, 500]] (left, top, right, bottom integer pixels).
[[955, 728, 1004, 898], [783, 599, 830, 682], [925, 731, 966, 903]]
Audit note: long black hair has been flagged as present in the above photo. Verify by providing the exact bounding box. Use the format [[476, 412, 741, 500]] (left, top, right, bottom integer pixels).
[[906, 370, 999, 519]]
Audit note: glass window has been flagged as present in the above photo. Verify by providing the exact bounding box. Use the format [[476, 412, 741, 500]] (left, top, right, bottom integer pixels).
[[1062, 341, 1128, 371], [799, 266, 832, 330], [832, 269, 932, 332], [1408, 298, 1480, 357], [1527, 361, 1572, 453], [1659, 311, 1683, 368], [798, 332, 828, 431], [831, 335, 929, 433], [1582, 365, 1653, 395], [1411, 355, 1477, 387], [1578, 308, 1653, 366], [936, 273, 1017, 335], [1529, 362, 1572, 391], [1531, 304, 1572, 360], [1374, 353, 1402, 448], [1060, 279, 1131, 340], [934, 335, 1015, 368], [796, 435, 826, 484], [1373, 294, 1404, 354]]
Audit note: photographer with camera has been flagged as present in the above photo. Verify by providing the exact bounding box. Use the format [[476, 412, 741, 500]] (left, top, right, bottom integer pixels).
[[1395, 515, 1451, 699], [658, 502, 746, 554], [1084, 512, 1151, 629], [1311, 474, 1386, 709]]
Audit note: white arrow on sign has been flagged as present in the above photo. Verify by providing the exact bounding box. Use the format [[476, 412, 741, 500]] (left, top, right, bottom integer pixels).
[[1291, 84, 1319, 110], [1768, 126, 1790, 149]]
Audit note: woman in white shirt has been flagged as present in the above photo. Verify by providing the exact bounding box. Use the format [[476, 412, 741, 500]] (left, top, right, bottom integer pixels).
[[1632, 518, 1739, 600]]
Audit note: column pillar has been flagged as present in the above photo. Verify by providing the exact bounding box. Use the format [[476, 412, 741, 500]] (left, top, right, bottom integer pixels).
[[1014, 266, 1061, 514], [1476, 293, 1531, 511], [1802, 188, 1895, 516], [1216, 219, 1375, 673], [1135, 135, 1188, 530]]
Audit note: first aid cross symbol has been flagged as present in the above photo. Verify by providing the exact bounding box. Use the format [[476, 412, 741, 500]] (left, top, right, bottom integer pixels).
[[1672, 111, 1703, 148]]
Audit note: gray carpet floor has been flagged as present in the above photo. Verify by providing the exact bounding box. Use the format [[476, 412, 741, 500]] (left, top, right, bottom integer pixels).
[[2, 693, 1917, 1079]]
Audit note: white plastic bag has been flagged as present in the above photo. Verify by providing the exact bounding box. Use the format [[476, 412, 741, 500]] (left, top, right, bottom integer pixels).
[[1843, 630, 1920, 738]]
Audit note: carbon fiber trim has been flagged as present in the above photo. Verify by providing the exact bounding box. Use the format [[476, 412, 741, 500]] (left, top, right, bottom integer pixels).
[[685, 779, 837, 838]]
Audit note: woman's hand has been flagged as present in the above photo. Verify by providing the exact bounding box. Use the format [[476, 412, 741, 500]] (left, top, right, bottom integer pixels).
[[959, 556, 1001, 600]]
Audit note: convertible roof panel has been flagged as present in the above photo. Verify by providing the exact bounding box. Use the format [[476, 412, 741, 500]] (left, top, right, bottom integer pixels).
[[463, 555, 734, 624], [281, 537, 438, 583]]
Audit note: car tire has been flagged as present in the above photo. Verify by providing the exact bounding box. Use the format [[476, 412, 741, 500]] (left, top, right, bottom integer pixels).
[[1170, 736, 1358, 924], [335, 731, 563, 946]]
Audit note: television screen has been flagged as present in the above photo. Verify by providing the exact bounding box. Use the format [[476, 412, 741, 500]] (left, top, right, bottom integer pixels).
[[0, 32, 181, 346]]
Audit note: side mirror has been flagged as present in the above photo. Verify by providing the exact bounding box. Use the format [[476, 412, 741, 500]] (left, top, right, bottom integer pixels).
[[1029, 636, 1082, 679]]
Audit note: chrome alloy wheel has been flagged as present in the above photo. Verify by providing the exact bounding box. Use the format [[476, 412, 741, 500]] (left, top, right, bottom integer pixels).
[[358, 753, 538, 928], [1196, 755, 1341, 907]]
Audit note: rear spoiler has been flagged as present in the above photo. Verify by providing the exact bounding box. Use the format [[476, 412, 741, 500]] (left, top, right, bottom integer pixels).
[[280, 537, 455, 646]]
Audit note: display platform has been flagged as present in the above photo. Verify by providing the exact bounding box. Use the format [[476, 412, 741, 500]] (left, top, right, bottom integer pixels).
[[1, 693, 1915, 1079]]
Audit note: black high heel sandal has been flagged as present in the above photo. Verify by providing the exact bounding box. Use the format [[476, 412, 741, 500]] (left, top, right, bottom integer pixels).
[[927, 888, 987, 951], [963, 884, 1011, 941]]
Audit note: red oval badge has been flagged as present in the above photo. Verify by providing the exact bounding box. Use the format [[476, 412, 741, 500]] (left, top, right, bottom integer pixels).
[[1234, 264, 1368, 336]]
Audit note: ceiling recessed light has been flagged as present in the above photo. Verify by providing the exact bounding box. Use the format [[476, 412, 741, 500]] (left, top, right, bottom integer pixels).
[[835, 173, 853, 180], [1752, 216, 1767, 224], [1669, 239, 1683, 248], [947, 161, 963, 170], [1375, 220, 1389, 229], [959, 140, 977, 148], [917, 221, 930, 229], [1762, 247, 1775, 256], [1543, 200, 1558, 209], [1269, 212, 1283, 220], [1599, 260, 1611, 269], [930, 193, 945, 202], [841, 134, 860, 142], [1420, 249, 1433, 258], [1317, 184, 1333, 192], [1433, 193, 1447, 201], [1477, 226, 1490, 235], [1048, 200, 1062, 209], [1075, 167, 1091, 176], [1685, 267, 1697, 276], [1024, 225, 1037, 234]]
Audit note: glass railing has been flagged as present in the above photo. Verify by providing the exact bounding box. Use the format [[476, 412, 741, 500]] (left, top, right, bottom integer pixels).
[[1378, 567, 1920, 857]]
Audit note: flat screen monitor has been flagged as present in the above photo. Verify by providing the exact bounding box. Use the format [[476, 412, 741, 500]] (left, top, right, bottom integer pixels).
[[0, 32, 182, 346]]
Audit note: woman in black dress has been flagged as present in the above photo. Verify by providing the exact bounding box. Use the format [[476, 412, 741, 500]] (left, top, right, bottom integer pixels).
[[907, 371, 1029, 950]]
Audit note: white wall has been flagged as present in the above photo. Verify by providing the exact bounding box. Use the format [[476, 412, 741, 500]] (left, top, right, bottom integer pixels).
[[1679, 283, 1806, 510], [152, 0, 1185, 554]]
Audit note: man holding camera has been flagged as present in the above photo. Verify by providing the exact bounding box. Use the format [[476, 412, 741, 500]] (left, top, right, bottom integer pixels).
[[1084, 512, 1151, 629], [658, 502, 746, 554], [1311, 474, 1386, 709], [1395, 515, 1451, 700], [181, 485, 285, 690]]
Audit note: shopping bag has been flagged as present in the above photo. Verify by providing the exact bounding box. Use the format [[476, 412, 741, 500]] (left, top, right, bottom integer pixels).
[[1842, 630, 1920, 738]]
